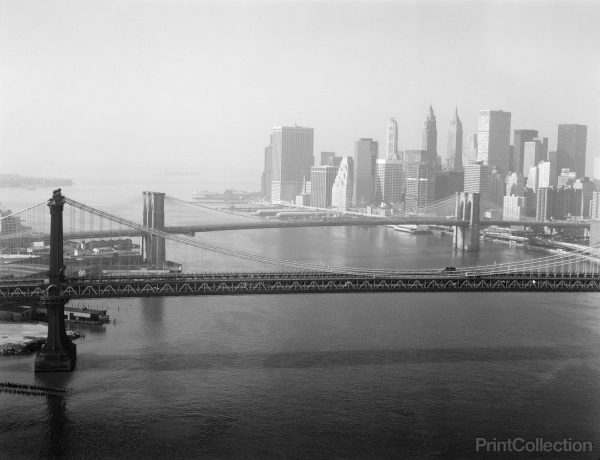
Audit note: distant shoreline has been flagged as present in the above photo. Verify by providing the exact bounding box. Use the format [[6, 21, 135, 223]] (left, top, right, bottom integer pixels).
[[0, 173, 73, 189]]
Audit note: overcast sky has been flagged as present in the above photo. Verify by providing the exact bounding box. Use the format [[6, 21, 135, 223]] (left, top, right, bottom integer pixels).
[[1, 0, 599, 188]]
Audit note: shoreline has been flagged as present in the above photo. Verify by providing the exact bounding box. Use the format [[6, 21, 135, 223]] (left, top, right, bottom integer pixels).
[[0, 322, 81, 357]]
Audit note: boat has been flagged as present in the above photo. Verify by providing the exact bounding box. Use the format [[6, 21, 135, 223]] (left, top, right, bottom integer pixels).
[[392, 225, 433, 235]]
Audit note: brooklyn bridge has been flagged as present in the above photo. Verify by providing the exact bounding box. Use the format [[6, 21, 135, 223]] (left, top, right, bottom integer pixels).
[[0, 189, 598, 371]]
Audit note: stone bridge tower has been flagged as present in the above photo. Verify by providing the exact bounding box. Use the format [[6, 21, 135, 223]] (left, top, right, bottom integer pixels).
[[142, 191, 166, 268], [453, 192, 481, 251]]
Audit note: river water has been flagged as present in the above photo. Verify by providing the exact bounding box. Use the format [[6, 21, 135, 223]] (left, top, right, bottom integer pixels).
[[1, 178, 600, 459]]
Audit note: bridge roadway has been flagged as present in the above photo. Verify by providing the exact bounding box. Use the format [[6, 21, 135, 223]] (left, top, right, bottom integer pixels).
[[2, 272, 599, 300], [7, 217, 590, 242]]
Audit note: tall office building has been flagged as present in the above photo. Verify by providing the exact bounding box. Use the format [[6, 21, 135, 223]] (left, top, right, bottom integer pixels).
[[513, 129, 538, 174], [386, 118, 399, 160], [270, 126, 314, 202], [489, 167, 505, 206], [320, 152, 340, 167], [505, 172, 525, 196], [464, 163, 490, 202], [522, 138, 548, 177], [536, 188, 555, 221], [310, 165, 338, 208], [422, 105, 437, 165], [557, 124, 587, 176], [557, 168, 577, 188], [403, 150, 427, 163], [589, 191, 600, 219], [537, 160, 557, 189], [477, 110, 511, 172], [331, 157, 354, 211], [445, 107, 463, 172], [464, 134, 478, 166], [527, 165, 539, 193], [503, 195, 527, 220], [574, 178, 594, 217], [261, 144, 272, 199], [353, 138, 379, 207], [375, 159, 403, 206], [404, 162, 436, 213]]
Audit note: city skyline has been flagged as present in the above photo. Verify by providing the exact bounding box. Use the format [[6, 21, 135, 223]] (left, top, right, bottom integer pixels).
[[0, 0, 599, 187]]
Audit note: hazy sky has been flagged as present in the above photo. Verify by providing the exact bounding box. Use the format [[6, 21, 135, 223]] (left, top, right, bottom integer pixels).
[[1, 0, 599, 189]]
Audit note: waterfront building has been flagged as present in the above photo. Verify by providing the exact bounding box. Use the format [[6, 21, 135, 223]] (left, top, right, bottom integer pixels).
[[464, 133, 478, 166], [310, 165, 338, 208], [590, 191, 600, 219], [422, 105, 438, 166], [477, 110, 511, 172], [387, 118, 399, 160], [557, 124, 587, 176], [505, 172, 525, 196], [353, 138, 379, 207], [537, 161, 557, 189], [464, 163, 490, 202], [522, 138, 548, 177], [536, 187, 555, 221], [513, 129, 538, 174], [270, 126, 314, 202], [489, 167, 505, 206], [331, 157, 354, 211], [503, 195, 527, 220], [445, 107, 463, 172], [574, 178, 594, 217], [261, 144, 272, 199], [375, 159, 403, 206], [590, 219, 600, 246], [404, 162, 436, 213]]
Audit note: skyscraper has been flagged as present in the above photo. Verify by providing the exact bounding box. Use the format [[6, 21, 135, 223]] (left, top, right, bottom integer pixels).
[[488, 167, 505, 206], [404, 162, 436, 213], [353, 138, 378, 207], [505, 172, 525, 196], [557, 124, 587, 176], [386, 118, 399, 160], [513, 129, 538, 173], [446, 107, 463, 172], [422, 105, 437, 166], [537, 161, 557, 189], [477, 110, 511, 172], [310, 165, 338, 208], [331, 157, 354, 211], [270, 126, 314, 202], [464, 163, 490, 202], [464, 134, 478, 166], [375, 159, 403, 206], [261, 144, 272, 199], [523, 138, 548, 177]]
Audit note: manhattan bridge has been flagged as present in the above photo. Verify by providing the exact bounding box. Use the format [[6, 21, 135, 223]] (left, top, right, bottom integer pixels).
[[0, 189, 598, 371]]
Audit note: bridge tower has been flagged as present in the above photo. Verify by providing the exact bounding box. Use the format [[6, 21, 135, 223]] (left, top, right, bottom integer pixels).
[[142, 191, 166, 268], [35, 189, 76, 372], [453, 192, 481, 251]]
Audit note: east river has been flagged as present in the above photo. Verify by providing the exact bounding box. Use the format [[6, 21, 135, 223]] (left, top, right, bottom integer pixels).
[[1, 179, 600, 459]]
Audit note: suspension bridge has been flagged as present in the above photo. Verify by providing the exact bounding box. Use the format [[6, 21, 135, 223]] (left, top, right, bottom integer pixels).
[[1, 189, 598, 371]]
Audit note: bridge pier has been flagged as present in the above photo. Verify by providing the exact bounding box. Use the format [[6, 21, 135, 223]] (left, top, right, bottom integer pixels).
[[142, 191, 166, 268], [35, 189, 76, 372], [453, 192, 480, 251]]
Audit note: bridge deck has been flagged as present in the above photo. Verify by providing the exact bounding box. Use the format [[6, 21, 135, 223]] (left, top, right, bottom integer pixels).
[[2, 272, 599, 299]]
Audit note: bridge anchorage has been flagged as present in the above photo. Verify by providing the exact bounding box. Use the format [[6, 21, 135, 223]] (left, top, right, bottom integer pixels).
[[34, 189, 76, 372]]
